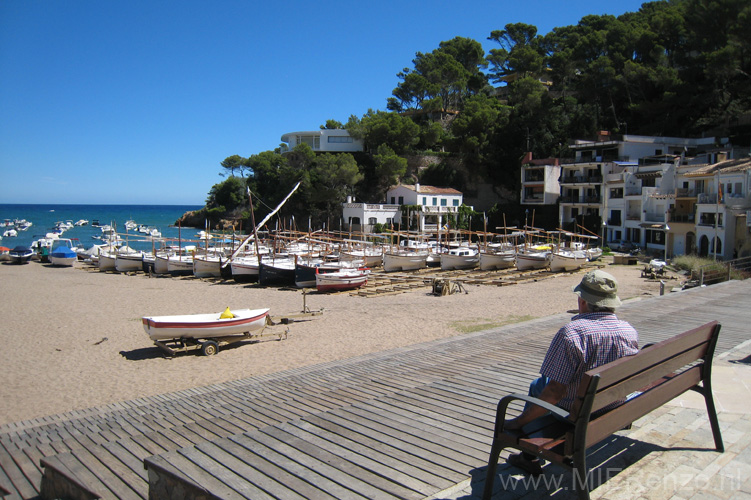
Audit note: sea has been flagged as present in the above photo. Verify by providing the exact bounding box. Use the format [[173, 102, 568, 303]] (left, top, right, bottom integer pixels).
[[0, 204, 206, 252]]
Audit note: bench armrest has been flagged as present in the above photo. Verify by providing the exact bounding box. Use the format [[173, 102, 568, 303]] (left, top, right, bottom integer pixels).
[[495, 393, 571, 432]]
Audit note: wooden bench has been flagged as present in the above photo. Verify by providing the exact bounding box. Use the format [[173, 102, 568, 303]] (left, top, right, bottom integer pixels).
[[482, 320, 724, 500]]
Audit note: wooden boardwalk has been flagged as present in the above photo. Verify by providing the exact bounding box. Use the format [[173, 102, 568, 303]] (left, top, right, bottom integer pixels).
[[0, 280, 749, 499]]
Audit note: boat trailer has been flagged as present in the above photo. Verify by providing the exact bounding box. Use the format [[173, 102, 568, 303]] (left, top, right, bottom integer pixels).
[[153, 317, 289, 357]]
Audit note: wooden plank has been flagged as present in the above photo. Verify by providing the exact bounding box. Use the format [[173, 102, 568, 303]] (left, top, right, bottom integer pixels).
[[258, 426, 410, 500], [69, 446, 143, 500], [156, 449, 249, 500]]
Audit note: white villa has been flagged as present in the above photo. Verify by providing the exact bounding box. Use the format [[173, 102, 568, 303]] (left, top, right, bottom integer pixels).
[[342, 183, 464, 233], [280, 129, 363, 154]]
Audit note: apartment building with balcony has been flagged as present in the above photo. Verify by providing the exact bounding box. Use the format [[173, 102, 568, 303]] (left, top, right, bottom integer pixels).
[[520, 153, 561, 205], [682, 157, 751, 259]]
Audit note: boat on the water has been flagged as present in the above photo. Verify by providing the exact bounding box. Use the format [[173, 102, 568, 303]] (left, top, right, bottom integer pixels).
[[8, 245, 33, 264], [142, 308, 270, 341]]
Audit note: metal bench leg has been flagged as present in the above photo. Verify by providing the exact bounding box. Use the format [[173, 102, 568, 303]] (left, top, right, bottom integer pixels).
[[572, 448, 591, 500], [482, 438, 503, 500], [701, 382, 725, 452]]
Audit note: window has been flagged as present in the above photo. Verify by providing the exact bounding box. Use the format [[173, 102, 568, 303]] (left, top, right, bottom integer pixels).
[[452, 199, 459, 206], [422, 196, 427, 205], [390, 197, 395, 204], [368, 217, 377, 225], [432, 197, 437, 206], [398, 196, 404, 204], [327, 136, 353, 143], [296, 136, 320, 149], [440, 199, 447, 206]]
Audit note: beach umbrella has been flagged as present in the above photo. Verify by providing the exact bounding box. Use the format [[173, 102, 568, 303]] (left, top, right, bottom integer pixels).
[[0, 246, 10, 252]]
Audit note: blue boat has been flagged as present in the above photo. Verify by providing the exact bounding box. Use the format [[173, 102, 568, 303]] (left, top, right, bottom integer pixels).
[[50, 246, 77, 266], [9, 245, 33, 264]]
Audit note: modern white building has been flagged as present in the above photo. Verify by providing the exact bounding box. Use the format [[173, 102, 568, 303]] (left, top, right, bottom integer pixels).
[[280, 129, 363, 154]]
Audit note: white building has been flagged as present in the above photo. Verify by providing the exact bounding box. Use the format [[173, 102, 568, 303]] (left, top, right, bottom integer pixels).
[[342, 183, 464, 233], [387, 183, 463, 232], [280, 129, 363, 154], [520, 154, 561, 205]]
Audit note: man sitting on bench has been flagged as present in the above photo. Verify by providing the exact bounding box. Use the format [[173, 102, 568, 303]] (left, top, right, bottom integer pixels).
[[503, 270, 639, 475]]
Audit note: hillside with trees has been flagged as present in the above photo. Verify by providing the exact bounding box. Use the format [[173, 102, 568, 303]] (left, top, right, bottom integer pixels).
[[183, 0, 751, 231]]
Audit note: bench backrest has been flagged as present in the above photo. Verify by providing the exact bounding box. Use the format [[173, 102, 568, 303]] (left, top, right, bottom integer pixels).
[[566, 321, 721, 454]]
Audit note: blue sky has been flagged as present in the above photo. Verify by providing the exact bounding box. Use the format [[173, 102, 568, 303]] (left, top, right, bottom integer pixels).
[[1, 0, 647, 205]]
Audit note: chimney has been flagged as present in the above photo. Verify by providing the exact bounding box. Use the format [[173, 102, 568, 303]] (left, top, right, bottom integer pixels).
[[415, 183, 420, 192], [522, 152, 533, 164], [598, 130, 611, 142]]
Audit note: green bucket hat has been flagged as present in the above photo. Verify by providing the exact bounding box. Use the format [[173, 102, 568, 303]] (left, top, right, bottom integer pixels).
[[573, 270, 622, 308]]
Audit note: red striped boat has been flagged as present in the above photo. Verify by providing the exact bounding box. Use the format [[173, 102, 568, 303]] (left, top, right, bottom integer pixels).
[[142, 308, 270, 341]]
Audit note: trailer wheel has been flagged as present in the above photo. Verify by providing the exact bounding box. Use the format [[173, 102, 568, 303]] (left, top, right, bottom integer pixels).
[[201, 340, 218, 356]]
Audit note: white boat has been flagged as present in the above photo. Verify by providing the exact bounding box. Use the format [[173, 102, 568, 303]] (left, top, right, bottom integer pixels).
[[3, 229, 17, 238], [440, 246, 479, 270], [49, 239, 78, 266], [115, 248, 144, 272], [382, 250, 428, 272], [142, 308, 270, 341], [340, 247, 383, 268], [549, 248, 587, 272], [515, 248, 551, 271], [586, 247, 603, 261], [479, 250, 516, 270], [167, 254, 194, 275], [316, 267, 369, 292], [74, 219, 89, 226], [193, 252, 223, 278], [153, 252, 172, 274], [98, 251, 117, 271], [231, 255, 262, 282]]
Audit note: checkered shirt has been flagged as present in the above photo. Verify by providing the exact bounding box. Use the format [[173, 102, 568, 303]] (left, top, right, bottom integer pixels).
[[540, 312, 639, 411]]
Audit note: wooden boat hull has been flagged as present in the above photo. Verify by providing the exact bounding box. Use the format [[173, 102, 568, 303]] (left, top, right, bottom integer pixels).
[[193, 255, 222, 278], [479, 251, 515, 270], [167, 256, 194, 276], [440, 252, 479, 271], [382, 252, 428, 272], [142, 308, 270, 341], [259, 260, 296, 286], [115, 253, 144, 272], [154, 254, 170, 274], [98, 252, 117, 271], [549, 251, 587, 272], [515, 252, 550, 271], [316, 271, 368, 292]]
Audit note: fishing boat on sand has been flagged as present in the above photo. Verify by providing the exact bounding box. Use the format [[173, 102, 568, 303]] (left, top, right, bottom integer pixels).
[[315, 267, 369, 292], [142, 307, 282, 356], [8, 245, 33, 264], [142, 308, 270, 341]]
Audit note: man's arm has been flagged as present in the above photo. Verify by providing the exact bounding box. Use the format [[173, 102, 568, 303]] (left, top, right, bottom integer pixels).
[[504, 379, 567, 430]]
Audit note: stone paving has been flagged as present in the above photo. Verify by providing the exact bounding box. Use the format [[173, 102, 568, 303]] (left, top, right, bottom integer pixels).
[[434, 339, 751, 500]]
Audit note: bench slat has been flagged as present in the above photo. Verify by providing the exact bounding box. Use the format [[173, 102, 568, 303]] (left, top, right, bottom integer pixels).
[[578, 365, 703, 453], [588, 343, 707, 415]]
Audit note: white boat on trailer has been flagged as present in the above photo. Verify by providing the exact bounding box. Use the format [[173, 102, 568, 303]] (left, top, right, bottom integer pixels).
[[142, 307, 278, 356], [382, 250, 428, 272]]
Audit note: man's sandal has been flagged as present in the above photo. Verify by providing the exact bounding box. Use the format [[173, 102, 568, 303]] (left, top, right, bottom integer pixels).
[[507, 453, 544, 475]]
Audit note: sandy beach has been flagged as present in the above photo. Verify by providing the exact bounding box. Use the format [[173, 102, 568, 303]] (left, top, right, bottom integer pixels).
[[0, 259, 666, 426]]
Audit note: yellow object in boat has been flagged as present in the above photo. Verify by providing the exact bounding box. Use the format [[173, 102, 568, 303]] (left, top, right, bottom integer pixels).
[[219, 307, 235, 319]]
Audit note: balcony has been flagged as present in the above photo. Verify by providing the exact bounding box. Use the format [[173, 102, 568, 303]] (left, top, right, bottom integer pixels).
[[421, 205, 458, 214], [522, 195, 545, 203], [607, 219, 622, 226], [668, 213, 695, 224], [675, 188, 696, 198], [643, 212, 666, 223], [560, 175, 603, 184], [559, 196, 601, 204]]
